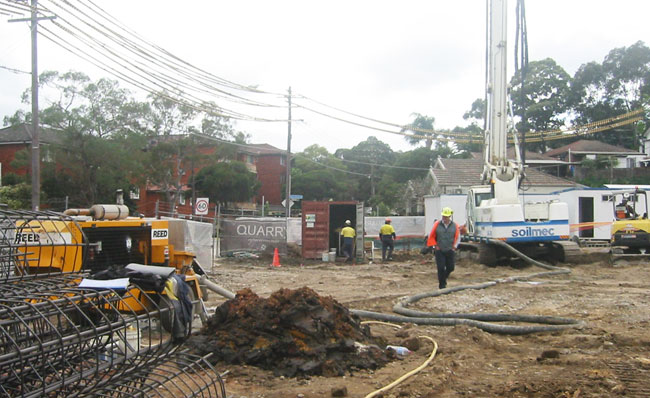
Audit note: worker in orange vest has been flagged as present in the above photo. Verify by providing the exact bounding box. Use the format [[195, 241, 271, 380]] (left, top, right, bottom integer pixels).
[[426, 207, 460, 289]]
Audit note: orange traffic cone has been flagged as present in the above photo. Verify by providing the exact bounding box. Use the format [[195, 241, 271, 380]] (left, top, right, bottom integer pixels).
[[271, 248, 281, 267]]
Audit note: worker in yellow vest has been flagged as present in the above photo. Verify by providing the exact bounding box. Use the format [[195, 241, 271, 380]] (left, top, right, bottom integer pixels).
[[340, 220, 356, 263], [379, 218, 396, 262]]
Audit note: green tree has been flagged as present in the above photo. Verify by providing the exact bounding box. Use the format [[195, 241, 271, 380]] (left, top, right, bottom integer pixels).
[[463, 98, 486, 122], [291, 169, 346, 201], [335, 136, 395, 199], [457, 99, 486, 154], [569, 41, 650, 149], [291, 145, 351, 201], [402, 113, 436, 149], [0, 183, 32, 209], [510, 58, 571, 152], [22, 71, 145, 206], [140, 91, 238, 210], [194, 161, 260, 206], [387, 148, 434, 183]]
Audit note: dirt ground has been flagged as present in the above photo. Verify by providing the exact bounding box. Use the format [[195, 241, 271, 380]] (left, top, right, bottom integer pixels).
[[199, 248, 650, 398]]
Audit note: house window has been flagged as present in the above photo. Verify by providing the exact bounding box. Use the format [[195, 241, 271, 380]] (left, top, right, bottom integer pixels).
[[602, 195, 612, 202], [280, 156, 286, 166], [246, 155, 255, 164], [179, 193, 185, 205], [627, 158, 635, 168], [42, 147, 53, 162], [130, 188, 140, 200], [280, 175, 286, 184]]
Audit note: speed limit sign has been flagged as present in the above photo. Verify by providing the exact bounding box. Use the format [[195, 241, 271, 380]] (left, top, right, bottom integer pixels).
[[195, 197, 209, 215]]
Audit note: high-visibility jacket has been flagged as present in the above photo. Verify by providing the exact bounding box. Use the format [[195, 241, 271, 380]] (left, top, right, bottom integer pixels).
[[426, 220, 460, 251], [379, 224, 396, 240], [341, 226, 356, 238]]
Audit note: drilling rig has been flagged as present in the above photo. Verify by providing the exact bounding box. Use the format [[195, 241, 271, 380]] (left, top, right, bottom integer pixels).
[[464, 0, 580, 266]]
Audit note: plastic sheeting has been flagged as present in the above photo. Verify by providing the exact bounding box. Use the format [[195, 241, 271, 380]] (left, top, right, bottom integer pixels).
[[163, 217, 214, 272], [364, 216, 426, 239]]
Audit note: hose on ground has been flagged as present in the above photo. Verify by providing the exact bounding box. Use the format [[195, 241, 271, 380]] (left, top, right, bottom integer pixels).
[[352, 240, 584, 335], [364, 336, 438, 398]]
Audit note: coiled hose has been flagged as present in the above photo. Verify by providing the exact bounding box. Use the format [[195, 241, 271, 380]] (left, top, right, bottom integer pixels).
[[351, 239, 585, 335]]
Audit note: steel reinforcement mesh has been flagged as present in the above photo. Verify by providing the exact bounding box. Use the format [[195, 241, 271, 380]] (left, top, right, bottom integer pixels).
[[0, 209, 226, 398], [0, 209, 86, 282]]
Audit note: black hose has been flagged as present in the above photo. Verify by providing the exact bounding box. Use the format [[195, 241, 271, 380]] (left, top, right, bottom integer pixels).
[[352, 240, 584, 335]]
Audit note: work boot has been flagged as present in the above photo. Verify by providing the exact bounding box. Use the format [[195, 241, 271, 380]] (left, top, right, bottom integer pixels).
[[439, 283, 447, 289]]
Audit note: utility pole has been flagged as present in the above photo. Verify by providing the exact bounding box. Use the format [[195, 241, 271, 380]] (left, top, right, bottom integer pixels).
[[191, 134, 195, 219], [285, 87, 292, 219], [10, 1, 55, 210], [30, 0, 40, 211]]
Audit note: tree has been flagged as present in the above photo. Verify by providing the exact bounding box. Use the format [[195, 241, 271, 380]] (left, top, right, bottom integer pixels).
[[568, 41, 650, 149], [291, 169, 347, 201], [194, 161, 260, 206], [0, 183, 32, 209], [291, 145, 351, 201], [401, 113, 436, 149], [335, 137, 395, 199], [510, 58, 571, 152], [139, 91, 238, 210], [463, 98, 486, 122], [387, 148, 434, 183], [21, 71, 146, 206]]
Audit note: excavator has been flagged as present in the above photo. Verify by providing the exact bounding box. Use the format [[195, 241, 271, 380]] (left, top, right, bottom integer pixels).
[[464, 0, 580, 266], [610, 188, 650, 261]]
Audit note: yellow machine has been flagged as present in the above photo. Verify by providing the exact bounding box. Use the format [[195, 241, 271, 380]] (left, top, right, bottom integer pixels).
[[16, 204, 204, 314], [610, 188, 650, 260]]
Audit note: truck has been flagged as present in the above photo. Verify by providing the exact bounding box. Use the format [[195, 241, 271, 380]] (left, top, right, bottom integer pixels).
[[464, 0, 579, 266]]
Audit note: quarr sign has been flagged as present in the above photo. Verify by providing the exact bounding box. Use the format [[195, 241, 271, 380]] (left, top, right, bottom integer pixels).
[[221, 219, 287, 255]]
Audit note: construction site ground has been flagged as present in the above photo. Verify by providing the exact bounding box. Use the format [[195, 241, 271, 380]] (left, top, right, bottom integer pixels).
[[201, 248, 650, 398]]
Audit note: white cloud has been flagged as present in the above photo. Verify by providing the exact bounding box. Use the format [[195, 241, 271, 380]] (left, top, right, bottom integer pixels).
[[1, 1, 648, 154]]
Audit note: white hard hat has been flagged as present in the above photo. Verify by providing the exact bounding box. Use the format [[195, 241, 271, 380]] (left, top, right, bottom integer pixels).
[[345, 220, 351, 225]]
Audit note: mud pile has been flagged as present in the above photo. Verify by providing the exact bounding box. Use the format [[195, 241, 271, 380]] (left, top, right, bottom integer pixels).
[[187, 287, 392, 377]]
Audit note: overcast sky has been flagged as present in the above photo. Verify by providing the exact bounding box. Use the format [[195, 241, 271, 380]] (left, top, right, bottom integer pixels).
[[0, 1, 648, 153]]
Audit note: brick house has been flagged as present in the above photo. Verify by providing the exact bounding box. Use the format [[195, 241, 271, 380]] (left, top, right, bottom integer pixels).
[[0, 124, 287, 215], [544, 139, 644, 177], [0, 123, 56, 182], [131, 140, 288, 218]]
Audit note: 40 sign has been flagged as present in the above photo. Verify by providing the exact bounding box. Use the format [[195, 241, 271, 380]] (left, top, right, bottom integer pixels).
[[195, 198, 209, 215]]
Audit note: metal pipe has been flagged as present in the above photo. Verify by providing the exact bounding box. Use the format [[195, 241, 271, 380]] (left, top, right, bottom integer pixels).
[[199, 274, 235, 299]]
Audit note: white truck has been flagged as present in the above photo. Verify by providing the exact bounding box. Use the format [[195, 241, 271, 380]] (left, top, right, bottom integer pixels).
[[464, 0, 579, 266]]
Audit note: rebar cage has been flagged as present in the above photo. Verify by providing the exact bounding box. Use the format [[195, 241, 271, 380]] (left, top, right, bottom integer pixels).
[[0, 209, 225, 398]]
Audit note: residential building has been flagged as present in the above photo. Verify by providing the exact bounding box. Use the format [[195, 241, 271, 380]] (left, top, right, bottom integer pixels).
[[132, 140, 288, 218], [427, 155, 579, 196], [544, 139, 644, 175], [0, 123, 56, 182]]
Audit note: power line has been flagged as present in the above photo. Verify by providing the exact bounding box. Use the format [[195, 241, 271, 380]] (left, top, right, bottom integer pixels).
[[1, 0, 643, 149], [0, 64, 30, 74]]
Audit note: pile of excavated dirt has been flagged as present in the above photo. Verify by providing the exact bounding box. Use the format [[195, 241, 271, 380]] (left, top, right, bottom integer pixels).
[[187, 287, 393, 378]]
